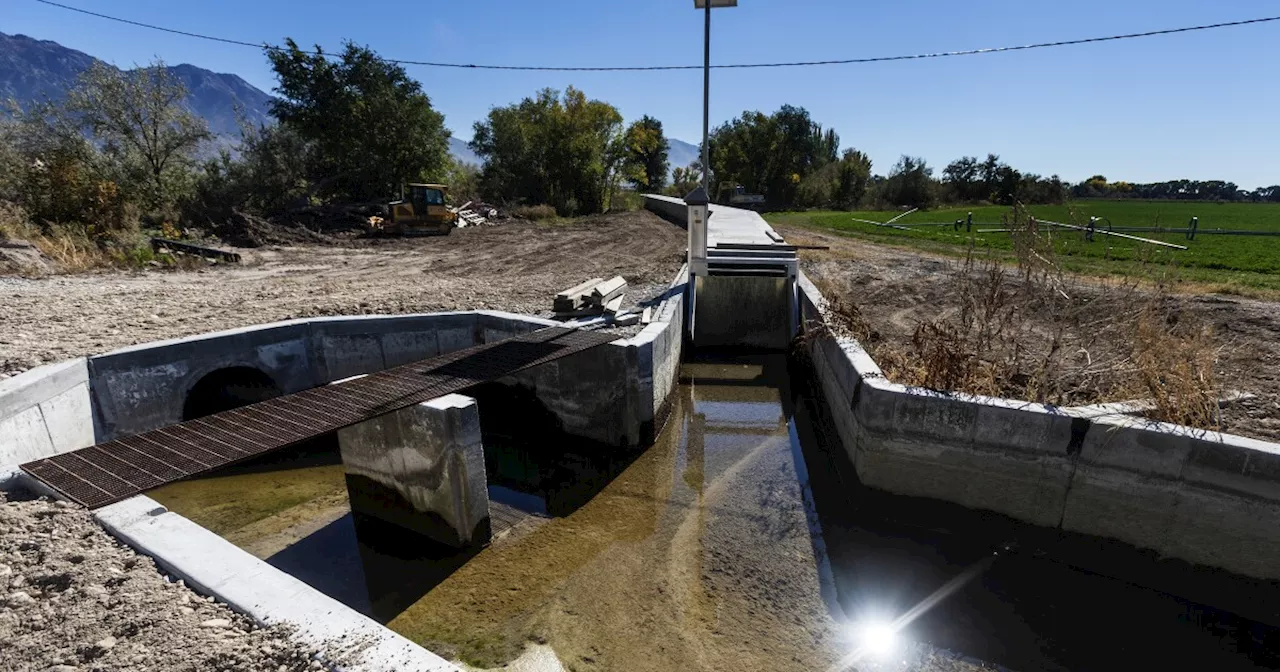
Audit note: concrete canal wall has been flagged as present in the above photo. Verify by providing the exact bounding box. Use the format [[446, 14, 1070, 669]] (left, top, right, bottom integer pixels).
[[798, 273, 1280, 580]]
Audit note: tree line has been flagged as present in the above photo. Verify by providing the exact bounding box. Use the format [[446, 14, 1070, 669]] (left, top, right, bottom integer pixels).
[[3, 38, 1276, 262]]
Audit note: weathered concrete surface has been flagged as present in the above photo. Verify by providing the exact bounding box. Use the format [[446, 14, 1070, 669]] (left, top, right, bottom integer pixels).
[[87, 320, 317, 442], [799, 272, 1280, 579], [643, 194, 786, 245], [693, 275, 791, 350], [339, 393, 490, 547], [0, 358, 95, 464], [94, 495, 460, 672]]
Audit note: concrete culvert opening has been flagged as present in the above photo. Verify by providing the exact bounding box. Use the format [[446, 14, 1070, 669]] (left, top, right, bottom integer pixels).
[[182, 366, 282, 421]]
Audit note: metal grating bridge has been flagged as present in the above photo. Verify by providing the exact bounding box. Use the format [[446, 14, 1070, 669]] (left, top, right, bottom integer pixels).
[[21, 327, 618, 509]]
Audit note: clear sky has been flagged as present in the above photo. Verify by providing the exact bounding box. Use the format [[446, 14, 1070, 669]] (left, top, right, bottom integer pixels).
[[6, 0, 1279, 188]]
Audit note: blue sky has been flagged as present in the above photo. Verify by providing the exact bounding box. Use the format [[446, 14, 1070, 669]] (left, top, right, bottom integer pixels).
[[6, 0, 1280, 188]]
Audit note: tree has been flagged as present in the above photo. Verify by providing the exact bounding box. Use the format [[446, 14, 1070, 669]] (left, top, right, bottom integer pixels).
[[621, 116, 669, 193], [884, 155, 935, 208], [709, 105, 839, 208], [269, 39, 450, 203], [66, 61, 211, 210], [942, 156, 980, 201], [835, 149, 873, 209], [470, 87, 624, 216]]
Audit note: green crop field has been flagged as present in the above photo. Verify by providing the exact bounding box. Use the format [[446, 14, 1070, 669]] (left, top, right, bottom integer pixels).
[[767, 200, 1280, 295]]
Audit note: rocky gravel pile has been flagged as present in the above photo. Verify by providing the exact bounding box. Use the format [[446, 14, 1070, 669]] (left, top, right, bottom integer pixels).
[[0, 492, 322, 672]]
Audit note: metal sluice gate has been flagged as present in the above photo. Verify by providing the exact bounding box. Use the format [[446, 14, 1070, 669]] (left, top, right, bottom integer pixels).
[[21, 327, 619, 509]]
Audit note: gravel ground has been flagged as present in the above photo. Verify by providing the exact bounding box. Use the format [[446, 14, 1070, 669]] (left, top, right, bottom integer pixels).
[[0, 491, 322, 672], [0, 211, 685, 377]]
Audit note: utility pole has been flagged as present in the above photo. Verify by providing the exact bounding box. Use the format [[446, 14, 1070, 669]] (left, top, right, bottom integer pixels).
[[702, 0, 711, 193]]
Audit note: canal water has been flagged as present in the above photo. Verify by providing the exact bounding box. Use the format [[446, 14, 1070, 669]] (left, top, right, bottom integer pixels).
[[152, 354, 1280, 672]]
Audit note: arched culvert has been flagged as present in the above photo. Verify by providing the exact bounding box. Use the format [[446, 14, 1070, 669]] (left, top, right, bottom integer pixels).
[[183, 366, 282, 421]]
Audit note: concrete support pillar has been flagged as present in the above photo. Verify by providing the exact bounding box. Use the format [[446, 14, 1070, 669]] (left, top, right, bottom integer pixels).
[[337, 393, 491, 548]]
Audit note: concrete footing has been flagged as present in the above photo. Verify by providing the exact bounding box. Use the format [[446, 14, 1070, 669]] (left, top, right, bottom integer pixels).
[[338, 393, 490, 548]]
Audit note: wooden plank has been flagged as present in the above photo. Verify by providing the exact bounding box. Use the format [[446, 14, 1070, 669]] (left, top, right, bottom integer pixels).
[[150, 238, 241, 263]]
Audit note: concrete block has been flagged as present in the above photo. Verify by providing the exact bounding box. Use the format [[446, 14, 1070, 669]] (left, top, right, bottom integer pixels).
[[0, 404, 55, 465], [852, 378, 897, 434], [476, 311, 557, 345], [0, 357, 95, 464], [508, 341, 637, 447], [338, 394, 490, 547], [971, 403, 1073, 457], [0, 358, 89, 420], [1061, 465, 1181, 555], [94, 496, 459, 671], [38, 382, 95, 452]]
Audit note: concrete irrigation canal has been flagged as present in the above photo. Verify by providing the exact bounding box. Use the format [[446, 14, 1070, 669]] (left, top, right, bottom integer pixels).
[[3, 197, 1280, 671]]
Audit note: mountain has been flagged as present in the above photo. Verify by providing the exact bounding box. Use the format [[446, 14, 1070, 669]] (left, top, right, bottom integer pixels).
[[0, 32, 273, 139], [449, 137, 482, 166], [667, 138, 701, 175]]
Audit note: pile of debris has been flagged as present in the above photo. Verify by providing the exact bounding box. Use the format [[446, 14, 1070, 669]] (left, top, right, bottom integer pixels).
[[451, 201, 503, 228], [554, 276, 642, 324]]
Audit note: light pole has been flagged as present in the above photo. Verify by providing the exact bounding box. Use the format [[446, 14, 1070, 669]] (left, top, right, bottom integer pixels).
[[694, 0, 736, 194]]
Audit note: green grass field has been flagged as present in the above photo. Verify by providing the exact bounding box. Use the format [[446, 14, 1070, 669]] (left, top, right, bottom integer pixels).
[[767, 200, 1280, 295]]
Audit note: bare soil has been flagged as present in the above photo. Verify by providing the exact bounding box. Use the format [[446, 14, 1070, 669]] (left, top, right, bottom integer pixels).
[[0, 491, 321, 672], [0, 211, 685, 377], [776, 224, 1280, 443]]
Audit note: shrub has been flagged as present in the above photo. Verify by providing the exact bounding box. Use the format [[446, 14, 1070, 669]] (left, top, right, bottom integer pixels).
[[510, 204, 558, 221]]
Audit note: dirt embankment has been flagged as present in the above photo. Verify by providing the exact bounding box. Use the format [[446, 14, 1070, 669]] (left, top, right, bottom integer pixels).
[[777, 224, 1280, 443], [0, 211, 685, 377], [0, 492, 321, 672]]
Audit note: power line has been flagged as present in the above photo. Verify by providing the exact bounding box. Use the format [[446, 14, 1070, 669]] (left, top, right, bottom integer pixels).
[[32, 0, 1280, 72]]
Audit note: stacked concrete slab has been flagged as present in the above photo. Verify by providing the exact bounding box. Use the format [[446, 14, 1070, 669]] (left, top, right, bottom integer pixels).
[[797, 273, 1280, 580]]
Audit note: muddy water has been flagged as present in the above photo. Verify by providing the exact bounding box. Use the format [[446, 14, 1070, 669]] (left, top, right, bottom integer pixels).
[[153, 355, 1280, 672]]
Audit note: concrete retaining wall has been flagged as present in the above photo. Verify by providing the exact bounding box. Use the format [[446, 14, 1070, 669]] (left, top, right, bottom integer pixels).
[[0, 359, 96, 465], [799, 273, 1280, 579]]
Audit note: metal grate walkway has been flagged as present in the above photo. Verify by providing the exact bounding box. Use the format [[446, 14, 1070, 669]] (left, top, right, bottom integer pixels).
[[22, 327, 618, 509]]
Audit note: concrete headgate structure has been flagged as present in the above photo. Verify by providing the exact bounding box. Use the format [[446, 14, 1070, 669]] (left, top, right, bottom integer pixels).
[[644, 193, 798, 350]]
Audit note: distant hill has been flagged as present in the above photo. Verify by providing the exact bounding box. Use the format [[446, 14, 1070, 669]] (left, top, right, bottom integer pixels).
[[1, 31, 684, 170], [0, 32, 273, 140], [449, 137, 483, 166], [667, 138, 701, 176]]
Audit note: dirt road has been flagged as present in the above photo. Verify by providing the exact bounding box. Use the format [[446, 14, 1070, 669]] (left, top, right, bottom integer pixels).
[[775, 224, 1280, 442], [0, 211, 685, 377]]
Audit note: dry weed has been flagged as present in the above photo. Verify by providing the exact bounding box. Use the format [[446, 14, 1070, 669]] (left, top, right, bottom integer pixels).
[[813, 201, 1224, 430]]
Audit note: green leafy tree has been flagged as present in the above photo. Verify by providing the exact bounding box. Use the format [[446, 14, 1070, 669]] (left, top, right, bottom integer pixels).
[[884, 155, 935, 208], [66, 60, 211, 211], [709, 105, 839, 207], [621, 115, 669, 193], [470, 87, 624, 215], [268, 39, 450, 203], [835, 149, 872, 209]]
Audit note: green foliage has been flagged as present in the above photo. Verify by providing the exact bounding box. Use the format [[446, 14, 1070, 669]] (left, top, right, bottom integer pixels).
[[187, 122, 314, 222], [470, 87, 624, 216], [883, 155, 936, 209], [443, 159, 482, 205], [621, 115, 669, 193], [66, 61, 211, 211], [666, 163, 701, 198], [710, 105, 839, 208], [268, 39, 450, 203]]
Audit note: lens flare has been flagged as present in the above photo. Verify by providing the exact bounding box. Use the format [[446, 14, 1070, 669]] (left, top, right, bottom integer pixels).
[[856, 621, 898, 658]]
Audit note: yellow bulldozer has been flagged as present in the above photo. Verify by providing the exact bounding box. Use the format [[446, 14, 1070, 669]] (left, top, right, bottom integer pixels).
[[383, 183, 457, 236]]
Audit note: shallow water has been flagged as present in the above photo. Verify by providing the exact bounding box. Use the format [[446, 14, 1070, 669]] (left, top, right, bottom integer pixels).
[[154, 354, 1280, 671]]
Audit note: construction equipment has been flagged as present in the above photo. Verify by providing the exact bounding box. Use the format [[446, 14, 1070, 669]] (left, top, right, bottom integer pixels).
[[385, 184, 457, 235], [716, 181, 766, 209]]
